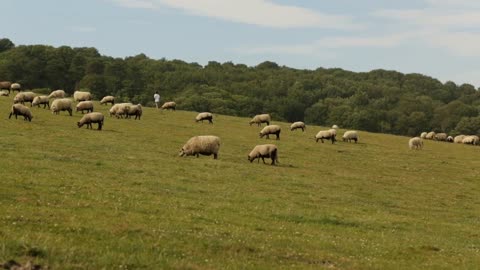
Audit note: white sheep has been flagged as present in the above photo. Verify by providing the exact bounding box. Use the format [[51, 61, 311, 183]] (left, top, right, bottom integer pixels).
[[420, 132, 427, 139], [10, 83, 21, 93], [247, 144, 279, 165], [32, 95, 50, 109], [435, 133, 448, 141], [161, 101, 176, 110], [100, 95, 115, 105], [73, 91, 92, 102], [51, 98, 73, 116], [462, 135, 479, 145], [454, 135, 466, 144], [0, 90, 9, 96], [342, 130, 359, 143], [77, 112, 104, 130], [179, 135, 220, 159], [8, 104, 33, 122], [13, 91, 36, 106], [332, 124, 339, 129], [315, 129, 336, 144], [195, 112, 213, 124], [125, 104, 142, 120], [425, 131, 436, 140], [259, 125, 281, 140], [249, 114, 271, 126], [290, 121, 305, 132], [109, 103, 132, 118], [409, 137, 423, 150], [76, 101, 94, 114], [48, 89, 65, 99]]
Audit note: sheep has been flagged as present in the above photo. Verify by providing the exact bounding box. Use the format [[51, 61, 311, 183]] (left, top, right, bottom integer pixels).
[[247, 144, 279, 165], [125, 104, 142, 120], [420, 132, 427, 139], [409, 137, 423, 150], [76, 101, 94, 114], [9, 104, 33, 121], [109, 103, 132, 118], [342, 130, 359, 143], [195, 112, 213, 124], [0, 81, 12, 93], [10, 83, 21, 93], [73, 90, 92, 102], [48, 89, 65, 99], [249, 114, 271, 126], [0, 90, 9, 96], [425, 131, 436, 140], [161, 101, 176, 110], [259, 125, 281, 140], [446, 136, 454, 143], [462, 135, 479, 145], [315, 129, 336, 144], [51, 98, 73, 116], [32, 95, 50, 109], [13, 91, 36, 106], [290, 121, 305, 132], [179, 135, 220, 159], [100, 95, 115, 105], [77, 112, 104, 130], [454, 135, 466, 144], [332, 124, 339, 129], [434, 133, 448, 141]]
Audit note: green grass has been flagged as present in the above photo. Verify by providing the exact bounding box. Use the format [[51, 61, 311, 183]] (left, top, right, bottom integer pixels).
[[0, 96, 479, 269]]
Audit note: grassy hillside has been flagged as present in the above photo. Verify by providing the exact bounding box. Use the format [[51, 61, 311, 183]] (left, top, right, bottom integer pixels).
[[0, 95, 479, 269]]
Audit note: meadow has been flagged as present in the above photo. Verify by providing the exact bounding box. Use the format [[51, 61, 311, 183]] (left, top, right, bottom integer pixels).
[[0, 95, 479, 269]]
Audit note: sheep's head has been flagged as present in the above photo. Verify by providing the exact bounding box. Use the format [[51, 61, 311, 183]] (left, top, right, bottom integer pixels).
[[77, 122, 82, 128], [179, 148, 186, 157], [247, 155, 254, 162]]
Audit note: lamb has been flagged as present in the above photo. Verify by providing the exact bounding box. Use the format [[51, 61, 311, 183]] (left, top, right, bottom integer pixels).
[[195, 112, 213, 123], [32, 95, 50, 108], [0, 90, 8, 96], [73, 90, 92, 102], [125, 104, 142, 120], [259, 125, 281, 140], [77, 112, 104, 130], [9, 104, 33, 121], [420, 132, 427, 139], [434, 133, 448, 141], [446, 136, 454, 143], [342, 130, 359, 143], [51, 98, 73, 116], [109, 103, 132, 118], [315, 129, 336, 144], [10, 83, 21, 93], [13, 91, 36, 106], [76, 101, 94, 114], [0, 81, 12, 93], [100, 95, 115, 105], [249, 114, 271, 126], [409, 137, 423, 150], [454, 135, 466, 144], [48, 89, 65, 99], [425, 131, 436, 140], [290, 121, 305, 131], [247, 144, 279, 165], [179, 135, 220, 159], [462, 135, 479, 145], [161, 101, 176, 110]]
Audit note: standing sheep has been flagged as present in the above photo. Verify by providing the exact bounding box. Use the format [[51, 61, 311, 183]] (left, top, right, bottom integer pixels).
[[73, 91, 93, 102], [462, 135, 479, 145], [100, 95, 115, 105], [10, 83, 21, 93], [51, 98, 73, 116], [409, 137, 423, 150], [48, 89, 65, 99], [195, 112, 213, 124], [125, 104, 142, 120], [315, 129, 336, 144], [32, 95, 50, 109], [161, 101, 176, 110], [179, 135, 220, 159], [0, 81, 12, 93], [109, 103, 133, 118], [425, 131, 436, 140], [434, 133, 448, 141], [247, 144, 279, 165], [13, 91, 36, 106], [454, 135, 466, 144], [8, 104, 33, 122], [446, 136, 454, 143], [420, 132, 427, 139], [77, 112, 104, 130], [249, 114, 271, 126], [342, 130, 359, 143], [76, 101, 94, 114], [290, 121, 305, 132], [259, 125, 281, 140], [332, 124, 339, 129]]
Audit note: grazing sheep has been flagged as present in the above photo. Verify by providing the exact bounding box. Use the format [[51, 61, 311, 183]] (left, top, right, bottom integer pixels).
[[454, 135, 466, 144], [409, 137, 423, 150], [73, 90, 92, 102], [195, 112, 213, 123], [109, 103, 132, 118], [13, 91, 36, 106], [51, 98, 73, 116], [125, 104, 142, 120], [248, 144, 279, 165], [76, 101, 94, 114], [425, 131, 436, 140], [48, 89, 65, 99], [179, 135, 220, 159], [446, 136, 454, 143], [0, 90, 9, 96], [32, 95, 50, 109], [332, 124, 339, 129], [259, 125, 281, 140], [0, 81, 12, 93], [9, 104, 33, 121], [462, 135, 479, 145], [290, 121, 305, 132], [100, 95, 115, 105], [161, 101, 176, 110], [342, 130, 359, 143], [249, 114, 271, 126], [420, 132, 427, 139], [435, 133, 448, 141], [10, 83, 21, 93], [315, 129, 336, 144], [77, 112, 104, 130]]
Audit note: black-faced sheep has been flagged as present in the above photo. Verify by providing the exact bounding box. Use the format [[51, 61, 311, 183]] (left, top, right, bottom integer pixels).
[[315, 129, 336, 144], [179, 135, 220, 159], [446, 136, 454, 143], [100, 95, 115, 105], [195, 112, 213, 124], [290, 121, 305, 131], [259, 125, 281, 140], [10, 83, 21, 93], [78, 112, 104, 130], [76, 101, 94, 114], [454, 135, 466, 144], [51, 98, 73, 116], [161, 101, 176, 110], [342, 130, 359, 143], [13, 91, 36, 106], [73, 91, 92, 102], [249, 114, 270, 126], [48, 89, 65, 99], [247, 144, 278, 165], [125, 104, 142, 120], [32, 96, 50, 109], [9, 104, 33, 122], [409, 137, 423, 150]]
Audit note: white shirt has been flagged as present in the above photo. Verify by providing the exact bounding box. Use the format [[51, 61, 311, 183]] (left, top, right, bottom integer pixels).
[[154, 93, 160, 102]]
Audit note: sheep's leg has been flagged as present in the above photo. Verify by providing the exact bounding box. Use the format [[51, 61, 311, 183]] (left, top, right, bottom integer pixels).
[[213, 153, 218, 159], [261, 157, 266, 164]]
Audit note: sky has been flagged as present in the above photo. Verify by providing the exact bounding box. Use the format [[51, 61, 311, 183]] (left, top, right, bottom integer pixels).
[[2, 0, 480, 87]]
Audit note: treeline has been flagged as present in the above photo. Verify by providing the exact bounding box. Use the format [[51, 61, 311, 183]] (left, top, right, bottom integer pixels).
[[1, 38, 479, 136]]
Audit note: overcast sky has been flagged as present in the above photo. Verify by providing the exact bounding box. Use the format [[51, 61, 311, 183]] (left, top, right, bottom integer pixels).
[[2, 0, 480, 87]]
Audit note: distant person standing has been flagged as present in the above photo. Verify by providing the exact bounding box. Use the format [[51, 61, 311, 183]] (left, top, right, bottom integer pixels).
[[154, 91, 161, 109]]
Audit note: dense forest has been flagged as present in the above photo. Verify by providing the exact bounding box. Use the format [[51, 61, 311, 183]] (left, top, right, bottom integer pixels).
[[1, 38, 479, 136]]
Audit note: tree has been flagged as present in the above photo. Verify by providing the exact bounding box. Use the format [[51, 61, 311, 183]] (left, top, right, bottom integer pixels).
[[0, 38, 15, 53]]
